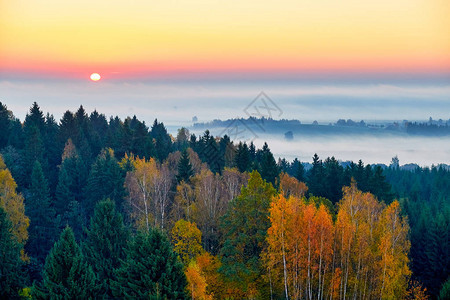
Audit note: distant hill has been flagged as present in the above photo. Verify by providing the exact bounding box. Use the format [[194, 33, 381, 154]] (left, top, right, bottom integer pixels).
[[192, 117, 450, 137]]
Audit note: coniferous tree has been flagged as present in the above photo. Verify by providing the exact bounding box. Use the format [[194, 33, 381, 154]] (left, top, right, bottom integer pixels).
[[151, 119, 172, 162], [259, 142, 279, 185], [0, 206, 25, 299], [0, 102, 13, 149], [235, 142, 250, 173], [292, 158, 305, 182], [84, 149, 125, 222], [55, 166, 73, 218], [323, 156, 344, 203], [307, 153, 324, 197], [112, 228, 187, 299], [439, 278, 450, 300], [26, 160, 56, 263], [177, 149, 194, 183], [83, 199, 129, 298], [33, 227, 98, 299]]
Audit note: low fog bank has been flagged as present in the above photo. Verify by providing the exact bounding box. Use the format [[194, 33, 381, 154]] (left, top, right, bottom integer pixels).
[[191, 126, 450, 166]]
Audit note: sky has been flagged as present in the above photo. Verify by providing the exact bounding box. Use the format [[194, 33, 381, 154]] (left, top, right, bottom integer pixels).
[[1, 0, 449, 165], [1, 0, 449, 79], [0, 0, 449, 123]]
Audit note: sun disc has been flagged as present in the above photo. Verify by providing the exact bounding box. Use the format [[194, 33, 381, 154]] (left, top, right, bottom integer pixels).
[[90, 73, 101, 81]]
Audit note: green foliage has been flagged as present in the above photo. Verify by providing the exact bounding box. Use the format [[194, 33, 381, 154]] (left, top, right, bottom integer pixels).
[[0, 206, 25, 299], [151, 119, 173, 162], [258, 142, 279, 185], [177, 149, 194, 183], [112, 228, 187, 299], [0, 102, 13, 149], [220, 170, 276, 295], [439, 277, 450, 300], [83, 199, 129, 298], [235, 142, 250, 173], [25, 160, 56, 263], [33, 227, 98, 299], [84, 149, 125, 223], [307, 153, 325, 197]]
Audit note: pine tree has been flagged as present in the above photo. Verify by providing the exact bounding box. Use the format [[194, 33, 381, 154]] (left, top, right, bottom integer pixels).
[[292, 158, 305, 182], [112, 228, 187, 299], [25, 160, 56, 263], [0, 206, 25, 299], [235, 142, 250, 173], [259, 142, 279, 185], [307, 153, 324, 197], [177, 149, 194, 183], [33, 227, 98, 299], [55, 166, 73, 218], [83, 199, 129, 298], [439, 278, 450, 300], [323, 156, 344, 203], [151, 119, 173, 162], [0, 102, 13, 149], [84, 149, 125, 222]]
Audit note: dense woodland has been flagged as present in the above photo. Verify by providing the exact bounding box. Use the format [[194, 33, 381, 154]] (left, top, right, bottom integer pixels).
[[0, 102, 449, 299]]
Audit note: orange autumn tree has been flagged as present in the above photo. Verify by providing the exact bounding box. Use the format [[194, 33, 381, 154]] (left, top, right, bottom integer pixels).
[[334, 180, 385, 299], [266, 180, 411, 300], [266, 194, 333, 299], [278, 172, 308, 199]]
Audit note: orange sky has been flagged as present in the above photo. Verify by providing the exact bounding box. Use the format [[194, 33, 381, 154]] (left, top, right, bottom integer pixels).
[[1, 0, 449, 78]]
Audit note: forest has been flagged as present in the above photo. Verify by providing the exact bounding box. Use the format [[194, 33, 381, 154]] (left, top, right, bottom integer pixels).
[[0, 102, 448, 299]]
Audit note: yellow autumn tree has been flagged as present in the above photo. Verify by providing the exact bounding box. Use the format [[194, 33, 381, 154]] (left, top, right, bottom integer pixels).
[[172, 219, 204, 265], [0, 156, 29, 246], [378, 200, 410, 299], [125, 157, 172, 230]]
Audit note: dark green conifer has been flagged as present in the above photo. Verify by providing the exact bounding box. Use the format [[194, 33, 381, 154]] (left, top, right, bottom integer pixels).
[[112, 228, 187, 299], [83, 199, 129, 298], [0, 206, 25, 299], [26, 160, 56, 263], [33, 227, 98, 299], [84, 149, 125, 222], [177, 149, 194, 183]]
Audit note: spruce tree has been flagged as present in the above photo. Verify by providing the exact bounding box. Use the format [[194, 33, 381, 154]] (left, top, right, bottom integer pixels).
[[151, 119, 173, 162], [83, 199, 129, 298], [235, 142, 250, 173], [33, 227, 98, 299], [84, 149, 125, 222], [0, 102, 12, 149], [293, 158, 305, 182], [259, 142, 278, 185], [55, 166, 73, 217], [0, 206, 25, 299], [177, 149, 194, 183], [307, 153, 325, 197], [26, 160, 56, 263], [112, 228, 187, 299]]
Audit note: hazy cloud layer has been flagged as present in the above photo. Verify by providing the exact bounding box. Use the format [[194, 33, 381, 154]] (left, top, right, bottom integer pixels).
[[1, 79, 449, 125]]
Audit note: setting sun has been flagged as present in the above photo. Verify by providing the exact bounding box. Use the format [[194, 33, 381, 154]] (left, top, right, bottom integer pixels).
[[90, 73, 101, 81]]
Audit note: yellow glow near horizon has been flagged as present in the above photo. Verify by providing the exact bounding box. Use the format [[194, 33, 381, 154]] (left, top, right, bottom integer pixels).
[[1, 0, 449, 77]]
